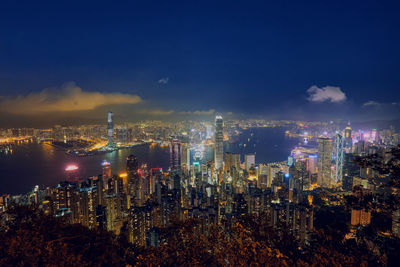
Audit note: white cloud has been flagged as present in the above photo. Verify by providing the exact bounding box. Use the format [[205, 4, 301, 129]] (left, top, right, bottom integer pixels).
[[138, 108, 216, 116], [179, 109, 215, 115], [362, 101, 381, 107], [307, 85, 346, 103], [363, 101, 400, 108], [0, 82, 142, 114], [158, 77, 169, 84], [138, 109, 175, 116]]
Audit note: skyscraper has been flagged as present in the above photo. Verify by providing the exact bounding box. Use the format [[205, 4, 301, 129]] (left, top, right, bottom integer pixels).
[[317, 138, 333, 187], [170, 139, 182, 173], [127, 155, 139, 174], [224, 152, 240, 172], [333, 133, 344, 184], [308, 155, 317, 174], [214, 116, 224, 170], [344, 122, 352, 151], [107, 112, 114, 145], [102, 161, 111, 188], [244, 154, 255, 170]]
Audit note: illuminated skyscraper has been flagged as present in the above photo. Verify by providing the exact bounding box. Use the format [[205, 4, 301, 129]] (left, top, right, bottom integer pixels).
[[206, 125, 212, 139], [344, 122, 352, 150], [308, 155, 317, 174], [333, 133, 344, 184], [214, 116, 224, 170], [170, 139, 182, 172], [224, 152, 240, 172], [127, 155, 139, 174], [371, 128, 377, 143], [102, 161, 111, 188], [244, 154, 255, 170], [317, 138, 333, 187], [107, 112, 114, 145]]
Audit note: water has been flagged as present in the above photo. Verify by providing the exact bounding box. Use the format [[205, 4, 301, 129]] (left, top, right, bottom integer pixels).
[[0, 127, 302, 195], [0, 142, 170, 195], [224, 127, 301, 164]]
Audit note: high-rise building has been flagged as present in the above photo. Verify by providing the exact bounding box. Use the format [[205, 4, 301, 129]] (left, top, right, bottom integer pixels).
[[107, 112, 114, 145], [206, 125, 212, 139], [317, 137, 333, 187], [333, 133, 344, 184], [170, 139, 182, 172], [214, 116, 224, 170], [371, 128, 377, 143], [127, 155, 139, 174], [244, 154, 255, 171], [344, 123, 352, 151], [224, 152, 240, 172], [102, 161, 111, 186], [308, 155, 317, 174]]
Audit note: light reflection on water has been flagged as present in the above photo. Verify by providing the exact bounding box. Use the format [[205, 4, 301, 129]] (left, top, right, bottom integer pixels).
[[0, 127, 302, 194], [0, 142, 170, 195]]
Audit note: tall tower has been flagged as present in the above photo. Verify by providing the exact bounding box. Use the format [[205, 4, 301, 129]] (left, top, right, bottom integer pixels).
[[214, 116, 224, 170], [317, 137, 333, 187], [333, 133, 344, 184], [244, 154, 255, 170], [127, 155, 139, 174], [107, 112, 114, 145], [344, 122, 352, 151], [102, 160, 111, 188], [170, 139, 182, 172]]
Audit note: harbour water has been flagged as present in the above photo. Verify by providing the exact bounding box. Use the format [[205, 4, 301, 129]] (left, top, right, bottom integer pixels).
[[0, 127, 302, 194]]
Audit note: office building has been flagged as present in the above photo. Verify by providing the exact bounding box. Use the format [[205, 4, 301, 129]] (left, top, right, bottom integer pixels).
[[317, 138, 333, 187], [214, 116, 224, 170]]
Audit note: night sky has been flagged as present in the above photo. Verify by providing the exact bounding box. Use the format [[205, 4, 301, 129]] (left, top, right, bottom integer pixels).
[[1, 0, 400, 126]]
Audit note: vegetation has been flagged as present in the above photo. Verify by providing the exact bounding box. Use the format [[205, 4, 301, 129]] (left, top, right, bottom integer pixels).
[[0, 205, 386, 266]]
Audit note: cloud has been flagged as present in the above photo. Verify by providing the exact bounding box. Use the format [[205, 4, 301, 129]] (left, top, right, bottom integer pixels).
[[179, 109, 215, 115], [158, 77, 169, 84], [0, 82, 142, 115], [362, 101, 400, 108], [362, 101, 381, 107], [138, 109, 216, 116], [307, 85, 346, 103], [138, 109, 175, 116]]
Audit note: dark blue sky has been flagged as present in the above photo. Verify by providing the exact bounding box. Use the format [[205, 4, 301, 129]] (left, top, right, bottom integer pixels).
[[1, 0, 400, 125]]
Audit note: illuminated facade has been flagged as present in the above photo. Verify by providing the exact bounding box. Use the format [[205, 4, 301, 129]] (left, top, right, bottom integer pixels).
[[244, 154, 255, 171], [102, 161, 111, 187], [170, 139, 182, 172], [224, 152, 240, 173], [214, 116, 224, 170], [344, 123, 352, 151], [107, 111, 114, 145], [333, 133, 344, 184], [317, 137, 333, 187]]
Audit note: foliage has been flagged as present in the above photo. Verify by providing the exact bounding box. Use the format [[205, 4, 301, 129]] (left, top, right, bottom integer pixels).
[[0, 206, 386, 266]]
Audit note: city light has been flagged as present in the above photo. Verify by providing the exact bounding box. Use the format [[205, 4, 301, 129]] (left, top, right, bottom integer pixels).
[[65, 165, 78, 171]]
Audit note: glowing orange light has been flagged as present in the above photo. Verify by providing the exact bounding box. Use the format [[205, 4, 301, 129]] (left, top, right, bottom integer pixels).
[[119, 172, 128, 178]]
